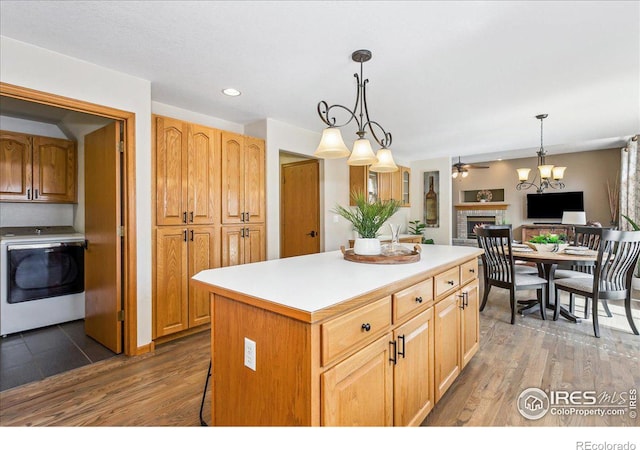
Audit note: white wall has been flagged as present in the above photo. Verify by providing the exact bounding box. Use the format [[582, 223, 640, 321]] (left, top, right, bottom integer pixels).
[[151, 101, 244, 134], [248, 118, 352, 259], [1, 36, 153, 348], [410, 156, 453, 244]]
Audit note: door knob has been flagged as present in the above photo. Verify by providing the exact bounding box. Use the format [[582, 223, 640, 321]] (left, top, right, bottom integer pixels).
[[306, 230, 318, 237]]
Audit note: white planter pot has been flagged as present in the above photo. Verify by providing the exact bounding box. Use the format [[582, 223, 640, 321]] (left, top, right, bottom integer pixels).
[[353, 238, 381, 256]]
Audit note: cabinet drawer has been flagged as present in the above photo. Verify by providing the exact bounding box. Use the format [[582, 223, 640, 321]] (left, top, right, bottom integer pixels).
[[393, 278, 433, 323], [321, 296, 391, 366], [434, 267, 460, 298], [460, 259, 478, 286]]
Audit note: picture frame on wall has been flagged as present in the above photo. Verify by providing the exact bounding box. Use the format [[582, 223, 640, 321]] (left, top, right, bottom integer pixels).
[[424, 171, 439, 228]]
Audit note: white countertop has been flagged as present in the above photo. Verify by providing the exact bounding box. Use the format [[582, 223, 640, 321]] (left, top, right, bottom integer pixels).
[[193, 244, 482, 314]]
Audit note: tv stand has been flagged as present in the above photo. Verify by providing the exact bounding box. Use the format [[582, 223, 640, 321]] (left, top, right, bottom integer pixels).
[[533, 221, 561, 225], [521, 224, 571, 242]]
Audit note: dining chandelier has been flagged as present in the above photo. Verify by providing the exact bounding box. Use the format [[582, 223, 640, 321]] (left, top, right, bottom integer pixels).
[[314, 49, 398, 172], [516, 114, 566, 193]]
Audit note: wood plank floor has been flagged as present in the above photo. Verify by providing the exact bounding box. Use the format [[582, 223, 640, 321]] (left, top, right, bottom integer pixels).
[[1, 287, 638, 427]]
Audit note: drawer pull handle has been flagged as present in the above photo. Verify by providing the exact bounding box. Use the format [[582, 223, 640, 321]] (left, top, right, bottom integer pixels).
[[398, 335, 406, 358], [415, 296, 423, 303], [447, 280, 455, 286], [389, 340, 397, 365], [469, 268, 475, 273], [183, 211, 187, 223], [361, 323, 371, 332], [458, 293, 465, 309]]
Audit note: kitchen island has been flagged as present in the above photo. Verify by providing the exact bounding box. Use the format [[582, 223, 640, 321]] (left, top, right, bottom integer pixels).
[[193, 244, 483, 426]]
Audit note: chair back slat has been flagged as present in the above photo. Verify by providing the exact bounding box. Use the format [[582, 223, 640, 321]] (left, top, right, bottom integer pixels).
[[594, 230, 640, 294], [571, 226, 606, 275]]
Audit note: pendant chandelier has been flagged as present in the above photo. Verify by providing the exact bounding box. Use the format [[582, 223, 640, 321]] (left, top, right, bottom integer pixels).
[[516, 114, 566, 193], [314, 49, 398, 173]]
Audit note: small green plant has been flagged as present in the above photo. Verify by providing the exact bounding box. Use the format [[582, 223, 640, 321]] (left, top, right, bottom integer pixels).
[[529, 233, 567, 244], [408, 220, 426, 236], [332, 191, 401, 239]]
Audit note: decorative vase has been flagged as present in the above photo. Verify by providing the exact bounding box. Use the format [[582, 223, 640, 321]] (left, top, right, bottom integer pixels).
[[353, 238, 381, 255]]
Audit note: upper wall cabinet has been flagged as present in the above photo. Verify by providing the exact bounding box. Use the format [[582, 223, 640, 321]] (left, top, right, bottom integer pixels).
[[0, 130, 77, 203], [221, 131, 265, 224], [154, 116, 220, 226], [349, 165, 410, 206]]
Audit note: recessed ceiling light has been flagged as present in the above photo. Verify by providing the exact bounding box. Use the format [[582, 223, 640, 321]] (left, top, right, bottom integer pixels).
[[222, 88, 241, 97]]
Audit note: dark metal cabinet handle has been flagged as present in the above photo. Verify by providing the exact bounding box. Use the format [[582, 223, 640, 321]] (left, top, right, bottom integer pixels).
[[245, 228, 250, 237], [241, 212, 245, 222], [34, 189, 39, 199], [361, 323, 371, 332], [464, 292, 469, 307], [245, 212, 250, 222], [183, 212, 187, 224], [469, 268, 476, 273], [241, 228, 245, 238], [415, 296, 423, 303], [447, 280, 455, 286], [27, 188, 31, 200], [458, 294, 465, 309], [190, 230, 194, 241], [398, 335, 406, 358], [389, 341, 397, 365], [183, 230, 187, 242], [189, 211, 194, 223]]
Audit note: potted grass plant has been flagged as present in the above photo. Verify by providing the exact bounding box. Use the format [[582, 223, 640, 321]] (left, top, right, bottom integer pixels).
[[527, 233, 569, 253], [333, 191, 401, 255]]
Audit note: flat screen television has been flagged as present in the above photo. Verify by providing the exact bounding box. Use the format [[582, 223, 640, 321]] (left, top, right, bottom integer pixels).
[[526, 191, 584, 219]]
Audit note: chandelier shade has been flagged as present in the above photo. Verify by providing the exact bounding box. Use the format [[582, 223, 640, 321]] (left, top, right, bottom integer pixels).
[[347, 138, 376, 165], [315, 49, 398, 172], [370, 148, 398, 173], [314, 127, 350, 159], [516, 114, 566, 193]]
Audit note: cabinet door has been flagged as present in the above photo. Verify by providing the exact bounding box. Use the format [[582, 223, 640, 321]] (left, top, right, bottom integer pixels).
[[377, 172, 392, 202], [188, 227, 217, 328], [221, 225, 244, 267], [393, 307, 435, 426], [244, 224, 266, 264], [155, 227, 189, 337], [460, 279, 480, 369], [391, 168, 402, 203], [322, 333, 394, 426], [32, 136, 77, 203], [401, 167, 410, 206], [0, 131, 32, 201], [244, 137, 265, 223], [156, 116, 188, 226], [188, 125, 219, 225], [434, 292, 461, 402], [221, 131, 244, 224]]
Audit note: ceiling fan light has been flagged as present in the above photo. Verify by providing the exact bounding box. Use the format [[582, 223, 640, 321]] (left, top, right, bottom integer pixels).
[[347, 138, 377, 166], [369, 148, 398, 173], [461, 170, 469, 178], [552, 166, 566, 180], [314, 127, 350, 159], [517, 168, 531, 181], [451, 171, 459, 179], [538, 164, 554, 179]]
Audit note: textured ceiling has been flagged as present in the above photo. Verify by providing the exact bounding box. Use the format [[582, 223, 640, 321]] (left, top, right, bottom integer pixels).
[[0, 1, 638, 163]]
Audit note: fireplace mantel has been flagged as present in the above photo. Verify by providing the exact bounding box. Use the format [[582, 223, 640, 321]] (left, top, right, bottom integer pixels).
[[455, 202, 509, 211]]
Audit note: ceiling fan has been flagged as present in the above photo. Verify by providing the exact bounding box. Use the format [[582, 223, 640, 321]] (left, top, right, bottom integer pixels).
[[451, 156, 489, 178]]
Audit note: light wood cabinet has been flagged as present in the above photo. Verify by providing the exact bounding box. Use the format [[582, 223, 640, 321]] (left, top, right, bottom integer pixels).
[[350, 165, 410, 206], [221, 224, 266, 267], [0, 130, 77, 203], [154, 226, 217, 338], [434, 261, 480, 402], [393, 307, 435, 426], [154, 116, 219, 226], [322, 333, 394, 426], [202, 252, 480, 426], [221, 131, 265, 224], [153, 116, 265, 340]]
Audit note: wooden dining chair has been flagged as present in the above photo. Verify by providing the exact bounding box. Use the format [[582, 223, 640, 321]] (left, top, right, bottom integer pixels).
[[476, 227, 548, 324], [554, 226, 612, 318], [553, 229, 640, 338]]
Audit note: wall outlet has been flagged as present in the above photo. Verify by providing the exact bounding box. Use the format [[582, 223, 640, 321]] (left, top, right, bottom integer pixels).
[[244, 337, 256, 371]]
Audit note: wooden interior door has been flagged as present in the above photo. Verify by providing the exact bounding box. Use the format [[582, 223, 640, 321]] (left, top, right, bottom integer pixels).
[[281, 159, 320, 258], [84, 121, 122, 353]]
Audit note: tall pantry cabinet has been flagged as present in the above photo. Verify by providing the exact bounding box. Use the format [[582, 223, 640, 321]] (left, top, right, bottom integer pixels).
[[153, 116, 266, 340]]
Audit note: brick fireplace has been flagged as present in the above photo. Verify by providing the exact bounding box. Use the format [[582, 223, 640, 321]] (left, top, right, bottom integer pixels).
[[452, 202, 509, 246]]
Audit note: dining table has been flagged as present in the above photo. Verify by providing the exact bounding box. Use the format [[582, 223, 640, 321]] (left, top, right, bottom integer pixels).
[[511, 247, 597, 322]]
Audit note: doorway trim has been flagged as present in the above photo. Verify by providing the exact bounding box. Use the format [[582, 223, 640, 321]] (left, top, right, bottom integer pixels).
[[0, 82, 139, 356]]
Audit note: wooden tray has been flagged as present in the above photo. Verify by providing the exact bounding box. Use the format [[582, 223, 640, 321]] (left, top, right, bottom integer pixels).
[[340, 245, 421, 264]]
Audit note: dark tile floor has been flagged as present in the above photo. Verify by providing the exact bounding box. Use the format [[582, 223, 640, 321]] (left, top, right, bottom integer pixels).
[[0, 319, 116, 392]]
